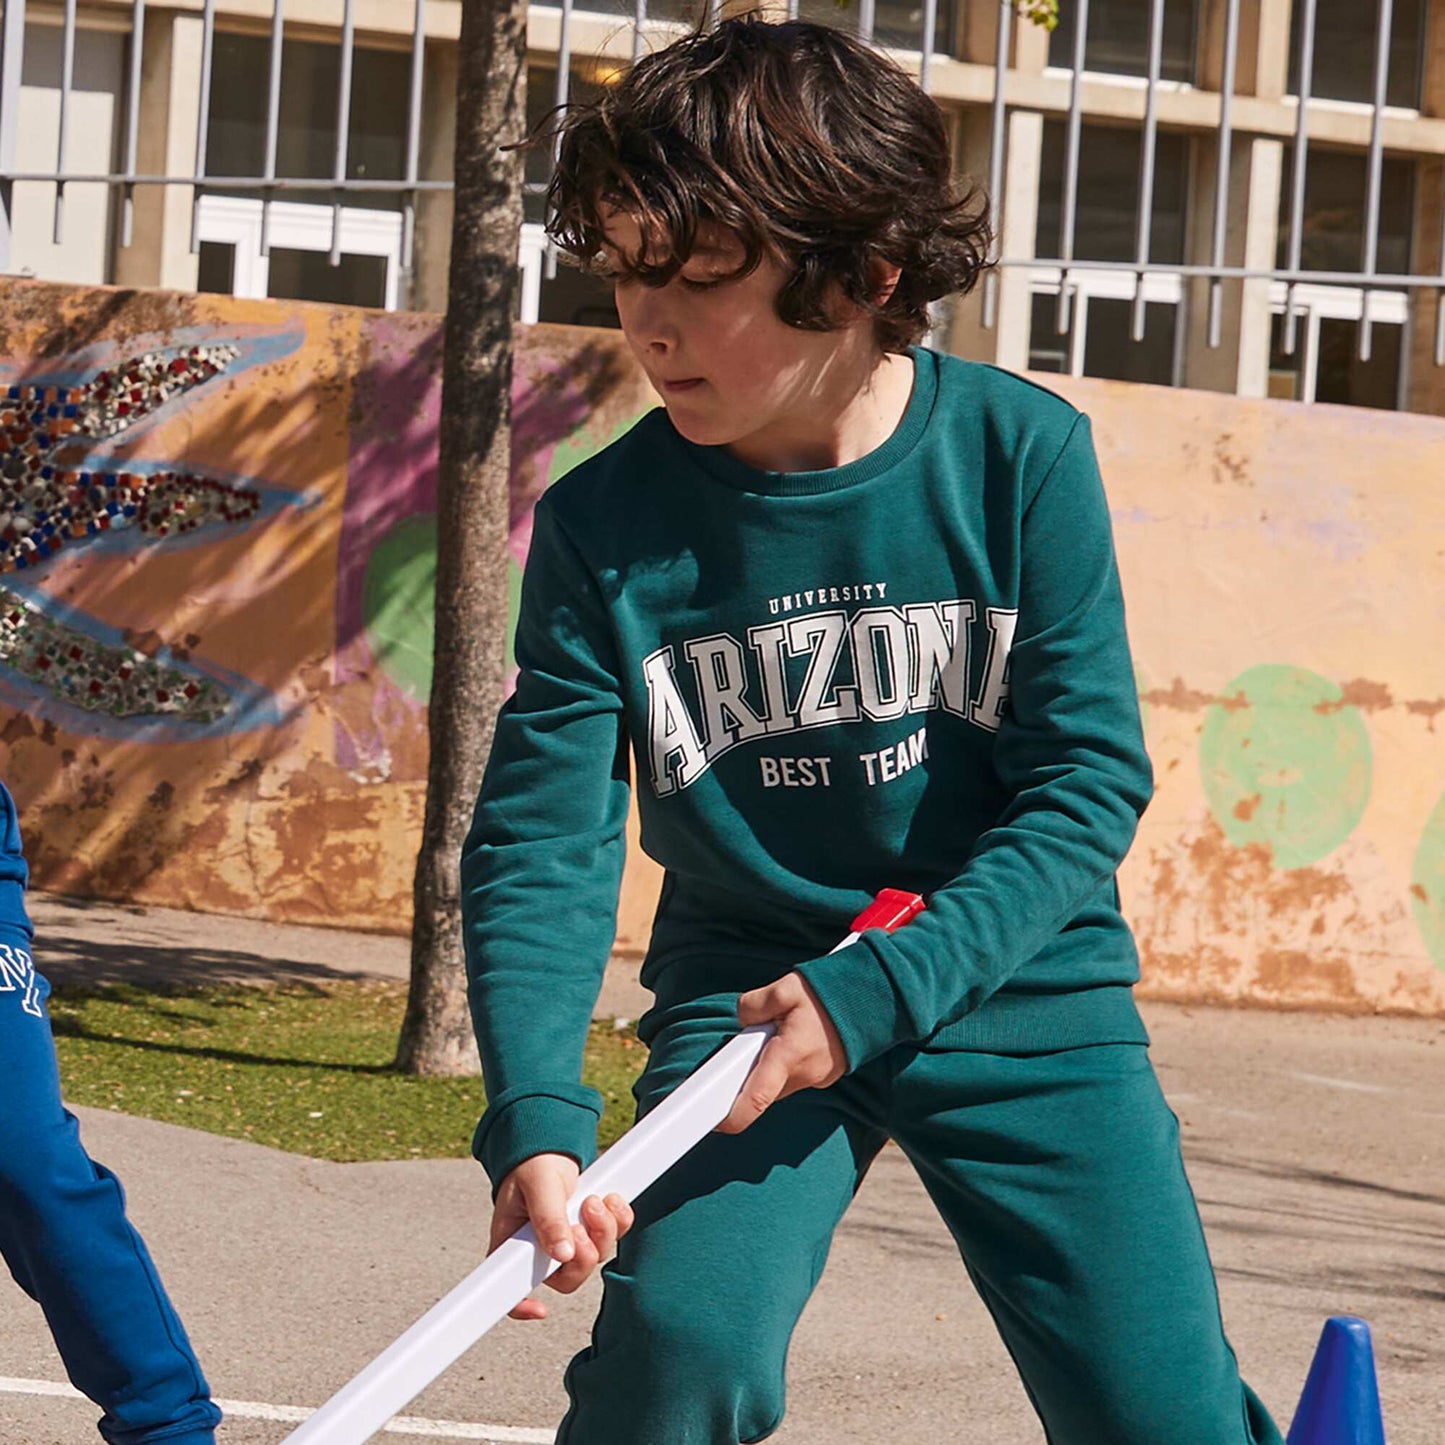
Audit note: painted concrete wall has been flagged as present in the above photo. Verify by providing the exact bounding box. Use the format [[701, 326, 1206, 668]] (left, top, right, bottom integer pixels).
[[0, 278, 1440, 1017], [1062, 375, 1445, 1017], [0, 279, 663, 953]]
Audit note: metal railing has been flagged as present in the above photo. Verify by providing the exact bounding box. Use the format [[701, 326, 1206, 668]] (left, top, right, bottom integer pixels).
[[0, 0, 1441, 366], [1010, 0, 1443, 366]]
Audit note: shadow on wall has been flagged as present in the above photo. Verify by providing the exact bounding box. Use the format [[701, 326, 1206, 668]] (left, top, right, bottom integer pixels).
[[0, 279, 654, 930]]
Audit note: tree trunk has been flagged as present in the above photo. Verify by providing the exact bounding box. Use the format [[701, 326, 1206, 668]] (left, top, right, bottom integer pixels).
[[395, 0, 526, 1075]]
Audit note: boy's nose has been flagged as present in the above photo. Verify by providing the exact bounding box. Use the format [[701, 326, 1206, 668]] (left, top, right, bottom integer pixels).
[[625, 290, 679, 355]]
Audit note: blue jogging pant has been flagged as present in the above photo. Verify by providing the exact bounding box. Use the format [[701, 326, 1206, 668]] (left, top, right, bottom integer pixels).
[[0, 785, 220, 1445]]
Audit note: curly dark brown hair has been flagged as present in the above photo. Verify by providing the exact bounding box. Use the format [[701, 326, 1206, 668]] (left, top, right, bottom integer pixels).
[[543, 16, 993, 352]]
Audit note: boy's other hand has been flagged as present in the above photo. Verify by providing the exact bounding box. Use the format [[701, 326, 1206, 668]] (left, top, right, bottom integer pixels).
[[488, 1153, 634, 1321], [720, 972, 848, 1134]]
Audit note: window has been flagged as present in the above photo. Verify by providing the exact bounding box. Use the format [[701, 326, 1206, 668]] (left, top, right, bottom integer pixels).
[[1081, 297, 1179, 384], [1048, 0, 1199, 84], [1028, 287, 1180, 387], [1271, 149, 1412, 410], [1036, 122, 1188, 265], [1288, 0, 1425, 109], [1267, 302, 1405, 410], [557, 0, 697, 19], [872, 0, 961, 53], [205, 33, 410, 209], [521, 62, 620, 328], [1313, 317, 1402, 409], [11, 23, 124, 286], [793, 0, 961, 54], [1276, 148, 1414, 277], [266, 249, 389, 308], [194, 195, 401, 309], [1030, 124, 1186, 386], [524, 62, 609, 228], [196, 240, 236, 295], [196, 34, 411, 309], [1028, 294, 1071, 373], [517, 222, 621, 329]]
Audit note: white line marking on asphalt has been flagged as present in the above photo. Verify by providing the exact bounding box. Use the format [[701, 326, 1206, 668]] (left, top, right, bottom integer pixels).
[[1289, 1071, 1392, 1095], [0, 1378, 79, 1400], [0, 1378, 554, 1443]]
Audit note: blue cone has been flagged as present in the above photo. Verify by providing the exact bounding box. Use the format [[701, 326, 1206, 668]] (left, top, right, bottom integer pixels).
[[1286, 1316, 1386, 1445]]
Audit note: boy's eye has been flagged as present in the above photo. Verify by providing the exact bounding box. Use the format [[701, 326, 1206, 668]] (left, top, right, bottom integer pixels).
[[591, 262, 728, 290]]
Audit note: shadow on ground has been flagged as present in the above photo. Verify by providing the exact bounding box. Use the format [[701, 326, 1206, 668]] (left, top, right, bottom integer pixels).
[[29, 892, 410, 989], [38, 931, 384, 989]]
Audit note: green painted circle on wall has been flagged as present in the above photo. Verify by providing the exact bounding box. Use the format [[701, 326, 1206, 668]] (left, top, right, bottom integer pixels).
[[1411, 793, 1445, 971], [362, 515, 437, 700], [1200, 663, 1371, 870]]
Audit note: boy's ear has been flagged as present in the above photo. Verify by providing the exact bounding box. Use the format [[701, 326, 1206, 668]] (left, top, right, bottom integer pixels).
[[869, 258, 903, 306]]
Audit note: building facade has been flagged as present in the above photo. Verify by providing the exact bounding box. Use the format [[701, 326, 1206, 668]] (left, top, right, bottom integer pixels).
[[4, 0, 1444, 413]]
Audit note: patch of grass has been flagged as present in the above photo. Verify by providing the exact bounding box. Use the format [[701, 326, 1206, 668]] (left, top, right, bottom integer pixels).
[[47, 981, 650, 1163]]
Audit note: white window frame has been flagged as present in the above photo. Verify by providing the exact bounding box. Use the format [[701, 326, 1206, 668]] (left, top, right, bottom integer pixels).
[[1028, 265, 1185, 383], [519, 221, 547, 324], [1041, 66, 1196, 96], [194, 194, 404, 309], [1266, 282, 1409, 406]]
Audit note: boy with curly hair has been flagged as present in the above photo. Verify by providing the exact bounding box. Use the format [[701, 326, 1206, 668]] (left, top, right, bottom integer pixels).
[[462, 16, 1284, 1442]]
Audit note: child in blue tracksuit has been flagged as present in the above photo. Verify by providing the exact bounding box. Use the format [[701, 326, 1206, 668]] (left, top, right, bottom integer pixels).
[[0, 782, 220, 1445]]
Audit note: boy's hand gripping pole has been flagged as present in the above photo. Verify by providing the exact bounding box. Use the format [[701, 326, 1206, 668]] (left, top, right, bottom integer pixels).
[[281, 888, 925, 1445]]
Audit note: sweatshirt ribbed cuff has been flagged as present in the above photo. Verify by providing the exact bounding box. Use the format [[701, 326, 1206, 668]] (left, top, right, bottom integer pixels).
[[471, 1084, 603, 1194], [139, 1423, 221, 1445], [796, 936, 915, 1072]]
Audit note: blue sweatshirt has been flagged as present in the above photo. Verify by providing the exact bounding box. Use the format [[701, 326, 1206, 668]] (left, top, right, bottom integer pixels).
[[0, 783, 35, 960], [462, 348, 1154, 1188]]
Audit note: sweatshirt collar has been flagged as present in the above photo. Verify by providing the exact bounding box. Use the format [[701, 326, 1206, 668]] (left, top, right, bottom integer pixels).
[[663, 346, 938, 497]]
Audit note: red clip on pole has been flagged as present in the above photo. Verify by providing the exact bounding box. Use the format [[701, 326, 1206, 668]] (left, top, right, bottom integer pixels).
[[850, 888, 926, 936]]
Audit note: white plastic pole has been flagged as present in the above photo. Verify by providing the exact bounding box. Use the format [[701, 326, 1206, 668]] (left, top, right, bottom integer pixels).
[[282, 891, 922, 1445]]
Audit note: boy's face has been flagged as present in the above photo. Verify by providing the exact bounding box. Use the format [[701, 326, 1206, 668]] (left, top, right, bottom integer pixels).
[[599, 207, 878, 468]]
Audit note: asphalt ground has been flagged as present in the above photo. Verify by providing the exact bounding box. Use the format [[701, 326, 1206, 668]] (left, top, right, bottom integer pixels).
[[2, 894, 1441, 1444]]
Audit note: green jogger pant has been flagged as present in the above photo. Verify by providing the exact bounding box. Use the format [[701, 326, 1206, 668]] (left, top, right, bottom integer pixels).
[[556, 994, 1285, 1445]]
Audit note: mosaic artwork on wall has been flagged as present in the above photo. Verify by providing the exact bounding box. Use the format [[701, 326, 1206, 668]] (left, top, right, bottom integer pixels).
[[0, 281, 656, 934], [0, 322, 310, 739], [0, 277, 1441, 1018]]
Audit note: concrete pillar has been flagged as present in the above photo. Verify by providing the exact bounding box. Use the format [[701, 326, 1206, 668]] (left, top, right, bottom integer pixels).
[[1180, 133, 1284, 397], [1403, 0, 1445, 415], [1251, 0, 1295, 101], [953, 0, 990, 64], [947, 105, 1042, 369], [1404, 160, 1444, 416], [1009, 7, 1051, 74], [1419, 0, 1445, 135], [952, 2, 1049, 72], [408, 38, 456, 316], [1198, 0, 1295, 98], [112, 11, 201, 292]]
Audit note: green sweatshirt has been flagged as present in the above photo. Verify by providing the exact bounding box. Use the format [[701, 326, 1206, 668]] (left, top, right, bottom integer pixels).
[[461, 347, 1154, 1188]]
